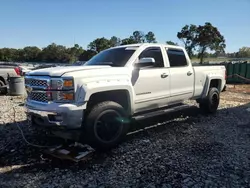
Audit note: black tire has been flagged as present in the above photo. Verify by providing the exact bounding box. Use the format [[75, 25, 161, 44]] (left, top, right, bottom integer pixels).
[[199, 87, 220, 114], [83, 101, 130, 150], [0, 80, 7, 95]]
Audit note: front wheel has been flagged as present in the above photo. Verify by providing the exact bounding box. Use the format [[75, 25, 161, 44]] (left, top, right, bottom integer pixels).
[[83, 101, 130, 150], [199, 87, 220, 114]]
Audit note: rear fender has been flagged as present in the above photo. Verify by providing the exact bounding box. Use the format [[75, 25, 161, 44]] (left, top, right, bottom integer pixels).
[[201, 75, 223, 98]]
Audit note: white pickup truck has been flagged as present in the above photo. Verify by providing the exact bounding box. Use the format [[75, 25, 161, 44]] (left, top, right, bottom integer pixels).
[[25, 43, 226, 150]]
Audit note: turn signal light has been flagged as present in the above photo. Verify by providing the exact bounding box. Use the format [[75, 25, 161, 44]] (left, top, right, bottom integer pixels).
[[64, 80, 73, 87]]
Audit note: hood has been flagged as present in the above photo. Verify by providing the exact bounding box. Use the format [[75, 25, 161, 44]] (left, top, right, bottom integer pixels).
[[27, 65, 112, 77]]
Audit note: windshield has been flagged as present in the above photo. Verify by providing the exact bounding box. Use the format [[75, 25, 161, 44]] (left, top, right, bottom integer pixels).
[[85, 47, 136, 67]]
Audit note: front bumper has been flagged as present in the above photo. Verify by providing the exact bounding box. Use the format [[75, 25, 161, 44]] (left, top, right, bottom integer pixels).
[[25, 100, 86, 129]]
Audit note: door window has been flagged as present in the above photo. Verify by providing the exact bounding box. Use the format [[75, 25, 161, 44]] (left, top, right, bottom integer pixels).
[[137, 47, 164, 68], [166, 49, 188, 67]]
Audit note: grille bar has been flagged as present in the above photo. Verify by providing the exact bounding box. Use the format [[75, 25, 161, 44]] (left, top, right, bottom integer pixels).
[[25, 79, 48, 87], [25, 76, 51, 103], [25, 75, 50, 90], [28, 91, 48, 103]]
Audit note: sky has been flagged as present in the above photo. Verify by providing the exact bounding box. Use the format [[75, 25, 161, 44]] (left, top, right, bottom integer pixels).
[[0, 0, 249, 53]]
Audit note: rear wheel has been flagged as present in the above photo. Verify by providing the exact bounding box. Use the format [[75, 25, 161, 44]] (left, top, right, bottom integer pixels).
[[0, 80, 7, 95], [199, 87, 220, 114], [83, 101, 130, 150]]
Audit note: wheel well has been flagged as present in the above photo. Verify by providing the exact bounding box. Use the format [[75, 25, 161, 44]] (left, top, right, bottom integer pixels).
[[0, 77, 6, 85], [86, 90, 131, 115], [209, 79, 221, 90]]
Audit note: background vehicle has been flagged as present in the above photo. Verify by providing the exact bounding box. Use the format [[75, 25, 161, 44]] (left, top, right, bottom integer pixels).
[[25, 43, 226, 150], [71, 61, 86, 66], [0, 63, 22, 94], [31, 64, 57, 70]]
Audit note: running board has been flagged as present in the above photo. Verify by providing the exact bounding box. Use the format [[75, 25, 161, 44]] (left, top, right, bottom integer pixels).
[[132, 104, 191, 121]]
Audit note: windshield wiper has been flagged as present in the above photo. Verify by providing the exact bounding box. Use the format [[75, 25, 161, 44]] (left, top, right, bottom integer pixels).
[[89, 62, 114, 66], [86, 61, 116, 67], [100, 62, 113, 65]]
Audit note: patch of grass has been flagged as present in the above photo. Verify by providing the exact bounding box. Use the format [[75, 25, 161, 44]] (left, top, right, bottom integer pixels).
[[191, 58, 250, 63]]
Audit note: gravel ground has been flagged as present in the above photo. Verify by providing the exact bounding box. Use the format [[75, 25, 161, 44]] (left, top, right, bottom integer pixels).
[[1, 86, 250, 188]]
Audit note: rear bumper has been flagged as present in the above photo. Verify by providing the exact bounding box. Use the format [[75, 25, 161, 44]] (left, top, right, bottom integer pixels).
[[25, 100, 85, 129]]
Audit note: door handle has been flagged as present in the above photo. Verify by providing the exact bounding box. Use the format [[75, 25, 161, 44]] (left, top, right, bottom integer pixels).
[[161, 73, 168, 78], [187, 71, 193, 76]]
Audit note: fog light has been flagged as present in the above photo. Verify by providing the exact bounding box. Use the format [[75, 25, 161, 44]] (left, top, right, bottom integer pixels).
[[48, 114, 63, 122], [55, 115, 63, 121]]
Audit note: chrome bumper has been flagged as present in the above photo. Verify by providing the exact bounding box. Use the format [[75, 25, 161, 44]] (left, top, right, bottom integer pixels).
[[25, 101, 85, 129], [27, 108, 57, 117], [26, 107, 63, 126]]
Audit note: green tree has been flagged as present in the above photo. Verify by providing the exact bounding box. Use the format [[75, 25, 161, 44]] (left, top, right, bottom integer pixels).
[[177, 23, 226, 63], [41, 43, 69, 63], [145, 31, 157, 43], [121, 37, 136, 45], [0, 48, 20, 61], [196, 22, 226, 64], [22, 46, 42, 62], [79, 50, 97, 61], [67, 44, 84, 63], [121, 30, 156, 45], [110, 36, 121, 47], [88, 37, 112, 53], [177, 24, 198, 57], [166, 41, 178, 45], [237, 47, 250, 58], [131, 31, 145, 43]]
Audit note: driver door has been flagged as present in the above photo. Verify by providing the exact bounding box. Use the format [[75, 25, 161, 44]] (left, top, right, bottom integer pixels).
[[132, 47, 170, 113]]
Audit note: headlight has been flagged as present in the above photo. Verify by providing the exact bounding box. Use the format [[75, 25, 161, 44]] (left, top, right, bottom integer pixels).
[[51, 77, 75, 103], [52, 77, 74, 90]]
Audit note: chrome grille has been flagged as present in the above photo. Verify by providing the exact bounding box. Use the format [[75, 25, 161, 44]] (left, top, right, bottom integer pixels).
[[29, 92, 48, 103], [25, 78, 48, 87], [25, 76, 51, 103]]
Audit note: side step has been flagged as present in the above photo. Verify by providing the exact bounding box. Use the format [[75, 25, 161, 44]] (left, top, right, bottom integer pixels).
[[132, 104, 191, 121]]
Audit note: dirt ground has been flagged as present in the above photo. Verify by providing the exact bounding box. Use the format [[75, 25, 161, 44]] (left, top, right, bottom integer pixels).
[[0, 84, 250, 188], [226, 84, 250, 94]]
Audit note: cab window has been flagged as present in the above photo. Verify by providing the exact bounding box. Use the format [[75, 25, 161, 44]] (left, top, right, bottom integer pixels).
[[166, 48, 188, 67]]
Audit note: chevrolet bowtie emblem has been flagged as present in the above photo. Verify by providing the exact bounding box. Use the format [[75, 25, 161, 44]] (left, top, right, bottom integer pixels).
[[26, 86, 33, 93]]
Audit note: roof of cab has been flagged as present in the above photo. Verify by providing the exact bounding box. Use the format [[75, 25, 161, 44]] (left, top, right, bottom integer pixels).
[[110, 43, 185, 50]]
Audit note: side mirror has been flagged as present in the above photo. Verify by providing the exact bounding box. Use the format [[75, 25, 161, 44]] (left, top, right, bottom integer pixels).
[[138, 57, 155, 64], [135, 57, 155, 68]]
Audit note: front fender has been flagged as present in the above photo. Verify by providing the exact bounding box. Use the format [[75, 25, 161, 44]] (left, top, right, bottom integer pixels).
[[75, 80, 135, 114]]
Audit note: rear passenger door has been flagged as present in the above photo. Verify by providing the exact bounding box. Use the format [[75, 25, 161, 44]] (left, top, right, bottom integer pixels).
[[166, 48, 194, 102]]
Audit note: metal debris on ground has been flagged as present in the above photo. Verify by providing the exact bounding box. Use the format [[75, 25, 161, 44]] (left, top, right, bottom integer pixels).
[[43, 142, 95, 162]]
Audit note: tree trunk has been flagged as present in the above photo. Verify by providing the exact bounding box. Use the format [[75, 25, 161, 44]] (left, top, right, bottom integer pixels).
[[199, 47, 206, 64], [200, 55, 204, 64]]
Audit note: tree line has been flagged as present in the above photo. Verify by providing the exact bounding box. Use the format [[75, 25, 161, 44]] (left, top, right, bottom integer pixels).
[[0, 22, 249, 64]]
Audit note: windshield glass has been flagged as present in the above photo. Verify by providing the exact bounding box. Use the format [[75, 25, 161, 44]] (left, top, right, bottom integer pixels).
[[85, 47, 136, 67]]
